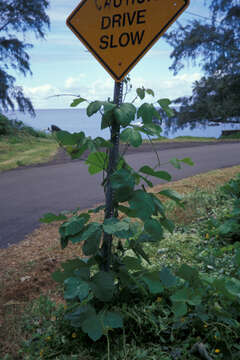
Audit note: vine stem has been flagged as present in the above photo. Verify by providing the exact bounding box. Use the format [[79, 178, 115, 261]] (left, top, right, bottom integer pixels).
[[101, 81, 123, 271], [106, 332, 111, 360]]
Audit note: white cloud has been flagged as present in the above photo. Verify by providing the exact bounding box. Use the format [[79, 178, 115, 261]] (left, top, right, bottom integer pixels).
[[22, 71, 202, 109], [65, 74, 86, 89]]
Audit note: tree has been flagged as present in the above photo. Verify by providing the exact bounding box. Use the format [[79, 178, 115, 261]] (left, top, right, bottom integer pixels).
[[0, 0, 50, 115], [164, 0, 240, 130]]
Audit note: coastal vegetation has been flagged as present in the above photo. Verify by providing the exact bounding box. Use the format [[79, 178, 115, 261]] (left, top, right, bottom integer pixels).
[[0, 114, 58, 171]]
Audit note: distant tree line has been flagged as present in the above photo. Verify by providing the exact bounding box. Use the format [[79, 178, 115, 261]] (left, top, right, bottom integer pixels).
[[164, 0, 240, 131], [0, 0, 50, 116]]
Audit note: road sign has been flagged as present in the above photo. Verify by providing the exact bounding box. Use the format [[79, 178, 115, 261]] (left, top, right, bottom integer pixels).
[[67, 0, 190, 81]]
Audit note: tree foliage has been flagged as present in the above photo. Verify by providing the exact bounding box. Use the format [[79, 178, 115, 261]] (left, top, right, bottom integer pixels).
[[0, 0, 50, 115], [164, 0, 240, 129]]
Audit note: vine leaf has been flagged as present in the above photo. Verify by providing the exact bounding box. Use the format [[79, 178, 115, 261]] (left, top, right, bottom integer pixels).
[[170, 157, 181, 169], [158, 189, 183, 206], [158, 98, 175, 117], [114, 103, 136, 127], [103, 218, 130, 235], [181, 157, 195, 166], [87, 101, 103, 116], [64, 277, 90, 301], [81, 223, 102, 256], [146, 88, 155, 97], [120, 127, 142, 147], [39, 212, 67, 223], [85, 152, 108, 174], [172, 302, 188, 318], [137, 103, 161, 124], [101, 311, 123, 330], [71, 97, 87, 107], [139, 165, 171, 181], [159, 267, 178, 288], [56, 131, 84, 146], [90, 271, 115, 302], [141, 271, 164, 294], [129, 190, 156, 221], [144, 219, 163, 241], [81, 314, 103, 341], [136, 87, 145, 100]]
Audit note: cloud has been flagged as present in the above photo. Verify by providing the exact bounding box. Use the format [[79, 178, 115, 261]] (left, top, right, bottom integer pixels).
[[22, 71, 202, 109], [65, 74, 86, 89], [23, 84, 63, 108]]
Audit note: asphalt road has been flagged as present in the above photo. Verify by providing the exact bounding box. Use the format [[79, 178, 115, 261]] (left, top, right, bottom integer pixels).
[[1, 142, 240, 248]]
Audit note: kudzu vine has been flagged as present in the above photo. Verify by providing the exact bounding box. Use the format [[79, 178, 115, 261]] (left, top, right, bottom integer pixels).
[[41, 81, 194, 343]]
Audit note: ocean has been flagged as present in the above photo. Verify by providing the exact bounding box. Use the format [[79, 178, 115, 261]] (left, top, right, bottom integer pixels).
[[4, 108, 240, 139]]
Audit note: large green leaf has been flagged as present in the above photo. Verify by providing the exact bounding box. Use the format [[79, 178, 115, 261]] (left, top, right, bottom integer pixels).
[[137, 103, 161, 124], [103, 218, 130, 235], [64, 277, 90, 301], [136, 87, 145, 100], [170, 157, 181, 169], [158, 189, 183, 206], [146, 88, 155, 97], [101, 109, 113, 129], [139, 165, 171, 181], [171, 287, 201, 306], [114, 103, 136, 127], [85, 152, 108, 175], [177, 264, 199, 285], [71, 97, 87, 107], [60, 216, 86, 238], [81, 315, 103, 341], [82, 223, 102, 256], [90, 271, 115, 301], [141, 271, 164, 294], [103, 102, 117, 113], [56, 131, 84, 146], [110, 168, 135, 202], [120, 127, 142, 147], [68, 143, 88, 160], [181, 157, 195, 166], [65, 305, 96, 328], [144, 219, 163, 241], [172, 302, 188, 318], [130, 241, 150, 263], [39, 212, 67, 223], [52, 258, 89, 284], [129, 190, 156, 221], [101, 311, 123, 330], [160, 218, 175, 233], [170, 288, 191, 302], [87, 101, 103, 116], [157, 98, 175, 118], [159, 267, 178, 288]]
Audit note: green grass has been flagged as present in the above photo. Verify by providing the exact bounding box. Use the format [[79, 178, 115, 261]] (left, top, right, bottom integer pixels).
[[0, 134, 59, 171], [142, 135, 218, 143]]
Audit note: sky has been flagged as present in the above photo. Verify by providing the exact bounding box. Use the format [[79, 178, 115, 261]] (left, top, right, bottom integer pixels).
[[14, 0, 211, 109]]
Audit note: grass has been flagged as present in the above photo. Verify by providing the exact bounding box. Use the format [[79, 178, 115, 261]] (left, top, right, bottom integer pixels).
[[1, 165, 240, 359], [142, 135, 240, 144], [0, 134, 59, 171]]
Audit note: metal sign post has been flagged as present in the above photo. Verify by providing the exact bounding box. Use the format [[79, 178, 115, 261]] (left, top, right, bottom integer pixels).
[[101, 81, 123, 271]]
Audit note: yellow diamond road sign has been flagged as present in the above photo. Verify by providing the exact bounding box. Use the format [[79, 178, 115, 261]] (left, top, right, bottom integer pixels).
[[67, 0, 190, 82]]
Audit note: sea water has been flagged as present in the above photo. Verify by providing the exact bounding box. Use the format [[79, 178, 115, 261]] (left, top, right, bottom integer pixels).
[[4, 108, 240, 139]]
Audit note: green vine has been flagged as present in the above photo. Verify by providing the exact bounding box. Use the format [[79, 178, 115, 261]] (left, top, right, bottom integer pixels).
[[41, 81, 194, 343]]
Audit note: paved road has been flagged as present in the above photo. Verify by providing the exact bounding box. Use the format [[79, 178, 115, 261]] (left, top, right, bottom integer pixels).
[[0, 142, 240, 248]]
